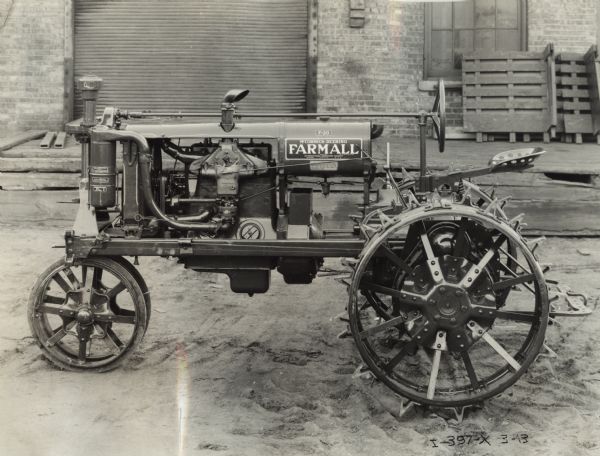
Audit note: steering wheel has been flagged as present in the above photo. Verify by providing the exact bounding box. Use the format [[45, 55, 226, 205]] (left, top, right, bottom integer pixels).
[[431, 79, 446, 153]]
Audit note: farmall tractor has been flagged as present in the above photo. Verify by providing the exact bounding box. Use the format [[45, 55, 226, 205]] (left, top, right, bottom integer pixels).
[[28, 76, 590, 415]]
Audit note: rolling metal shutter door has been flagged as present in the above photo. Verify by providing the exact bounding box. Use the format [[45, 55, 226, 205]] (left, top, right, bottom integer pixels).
[[74, 0, 308, 117]]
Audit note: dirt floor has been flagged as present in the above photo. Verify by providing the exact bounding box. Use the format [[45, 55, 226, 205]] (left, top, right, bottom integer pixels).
[[1, 215, 600, 455]]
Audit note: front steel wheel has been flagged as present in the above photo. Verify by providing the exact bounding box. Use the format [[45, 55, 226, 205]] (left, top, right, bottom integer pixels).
[[28, 257, 148, 371], [349, 205, 549, 408]]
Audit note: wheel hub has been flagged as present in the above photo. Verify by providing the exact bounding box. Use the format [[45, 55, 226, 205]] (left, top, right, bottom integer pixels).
[[429, 285, 470, 320], [403, 255, 497, 344], [76, 308, 94, 325]]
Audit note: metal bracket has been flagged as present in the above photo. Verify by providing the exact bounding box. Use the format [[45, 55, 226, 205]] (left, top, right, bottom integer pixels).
[[349, 0, 366, 28], [72, 178, 99, 238], [548, 284, 593, 317]]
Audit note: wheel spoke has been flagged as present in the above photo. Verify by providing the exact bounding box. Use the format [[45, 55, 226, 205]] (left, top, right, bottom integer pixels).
[[496, 262, 536, 294], [94, 313, 136, 325], [81, 266, 90, 286], [492, 273, 535, 291], [460, 235, 506, 288], [359, 315, 405, 339], [44, 295, 65, 305], [37, 304, 77, 318], [480, 332, 521, 371], [63, 267, 81, 289], [461, 352, 479, 390], [378, 244, 413, 275], [52, 274, 73, 293], [452, 217, 469, 257], [106, 282, 126, 300], [384, 340, 417, 372], [76, 323, 94, 362], [92, 267, 103, 289], [45, 321, 76, 348], [105, 326, 124, 351], [419, 232, 444, 283], [78, 338, 88, 361], [360, 280, 427, 308], [495, 310, 537, 323], [361, 293, 390, 312], [498, 246, 532, 275], [427, 349, 442, 400]]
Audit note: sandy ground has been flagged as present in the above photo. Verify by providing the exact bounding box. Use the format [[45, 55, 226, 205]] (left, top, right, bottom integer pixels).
[[1, 216, 600, 456]]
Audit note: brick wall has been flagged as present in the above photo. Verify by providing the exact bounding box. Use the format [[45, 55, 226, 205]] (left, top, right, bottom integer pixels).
[[0, 0, 67, 135], [316, 0, 431, 137], [528, 0, 598, 53]]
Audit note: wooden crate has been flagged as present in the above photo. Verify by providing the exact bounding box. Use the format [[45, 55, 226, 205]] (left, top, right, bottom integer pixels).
[[555, 46, 600, 144], [462, 44, 556, 143]]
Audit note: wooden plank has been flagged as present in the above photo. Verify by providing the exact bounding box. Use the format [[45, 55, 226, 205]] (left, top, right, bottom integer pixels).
[[319, 193, 600, 235], [564, 115, 593, 133], [39, 132, 57, 149], [558, 52, 585, 61], [547, 51, 558, 132], [0, 190, 78, 224], [504, 201, 600, 236], [373, 138, 600, 175], [463, 98, 547, 110], [0, 147, 80, 159], [0, 130, 46, 152], [464, 112, 550, 132], [53, 132, 67, 148], [0, 157, 80, 173], [463, 60, 544, 72], [558, 63, 586, 73], [471, 183, 600, 202], [559, 76, 589, 86], [559, 88, 590, 98], [585, 46, 600, 135], [0, 173, 80, 190], [563, 101, 592, 111], [472, 171, 580, 187], [463, 86, 546, 97], [463, 73, 546, 85], [463, 51, 545, 60], [445, 127, 476, 140]]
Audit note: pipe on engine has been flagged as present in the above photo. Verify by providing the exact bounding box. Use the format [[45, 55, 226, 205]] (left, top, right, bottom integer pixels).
[[162, 142, 201, 163], [91, 129, 223, 233], [139, 154, 221, 232]]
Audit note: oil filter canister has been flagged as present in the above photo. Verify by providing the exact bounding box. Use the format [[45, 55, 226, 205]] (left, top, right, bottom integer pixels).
[[89, 139, 117, 208]]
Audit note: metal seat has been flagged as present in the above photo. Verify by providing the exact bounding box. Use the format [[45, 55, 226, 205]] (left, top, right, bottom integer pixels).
[[489, 147, 545, 171]]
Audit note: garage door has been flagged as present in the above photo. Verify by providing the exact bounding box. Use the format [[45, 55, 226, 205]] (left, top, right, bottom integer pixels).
[[74, 0, 308, 117]]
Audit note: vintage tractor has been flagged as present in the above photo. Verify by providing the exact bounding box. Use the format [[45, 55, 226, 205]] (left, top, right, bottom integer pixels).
[[28, 76, 589, 413]]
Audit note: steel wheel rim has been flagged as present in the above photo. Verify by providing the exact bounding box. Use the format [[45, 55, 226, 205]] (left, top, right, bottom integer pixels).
[[349, 206, 549, 407], [29, 258, 147, 371]]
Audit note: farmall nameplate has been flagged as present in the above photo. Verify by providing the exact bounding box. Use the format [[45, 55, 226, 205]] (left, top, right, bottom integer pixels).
[[285, 138, 363, 160]]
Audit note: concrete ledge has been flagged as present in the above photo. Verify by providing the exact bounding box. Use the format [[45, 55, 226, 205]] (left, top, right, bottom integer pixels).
[[418, 80, 462, 92]]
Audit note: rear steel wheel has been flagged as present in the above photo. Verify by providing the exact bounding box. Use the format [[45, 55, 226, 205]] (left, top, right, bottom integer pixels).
[[28, 257, 148, 371], [349, 205, 548, 407]]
